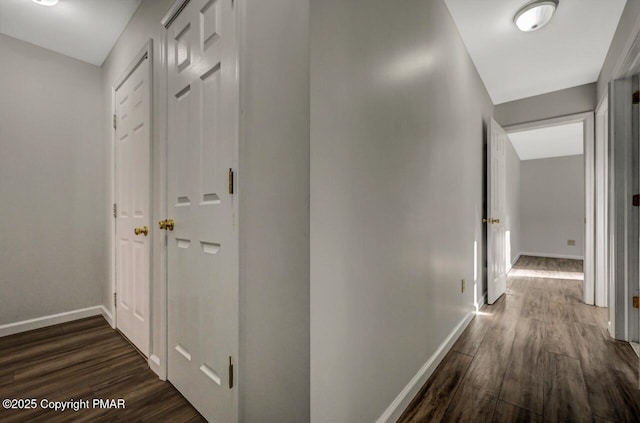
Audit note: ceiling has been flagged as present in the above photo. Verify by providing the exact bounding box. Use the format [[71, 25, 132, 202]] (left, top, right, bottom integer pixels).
[[507, 122, 583, 160], [444, 0, 626, 104], [0, 0, 141, 66]]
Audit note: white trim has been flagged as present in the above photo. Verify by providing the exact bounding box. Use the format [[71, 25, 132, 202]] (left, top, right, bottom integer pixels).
[[611, 12, 640, 80], [504, 111, 593, 134], [101, 306, 115, 328], [504, 111, 595, 305], [0, 306, 104, 338], [610, 78, 633, 341], [155, 11, 170, 382], [161, 0, 190, 28], [507, 253, 522, 273], [519, 252, 584, 260], [375, 310, 476, 423], [595, 92, 609, 309], [475, 292, 488, 314], [512, 252, 522, 266], [149, 354, 164, 379]]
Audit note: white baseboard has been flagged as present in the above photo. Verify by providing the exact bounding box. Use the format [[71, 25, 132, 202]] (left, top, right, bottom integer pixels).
[[520, 252, 584, 260], [506, 253, 521, 273], [0, 306, 104, 337], [101, 306, 115, 328], [478, 292, 488, 311], [149, 354, 165, 379], [375, 310, 476, 423]]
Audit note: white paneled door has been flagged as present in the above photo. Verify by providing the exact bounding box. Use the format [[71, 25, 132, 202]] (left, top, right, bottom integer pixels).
[[165, 0, 238, 421], [115, 54, 151, 356], [487, 118, 508, 304]]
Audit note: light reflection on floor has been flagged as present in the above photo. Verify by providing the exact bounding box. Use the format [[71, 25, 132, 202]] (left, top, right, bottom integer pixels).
[[507, 268, 584, 281]]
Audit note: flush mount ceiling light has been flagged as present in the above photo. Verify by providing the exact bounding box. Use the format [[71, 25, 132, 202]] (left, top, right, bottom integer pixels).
[[32, 0, 59, 6], [514, 0, 558, 32]]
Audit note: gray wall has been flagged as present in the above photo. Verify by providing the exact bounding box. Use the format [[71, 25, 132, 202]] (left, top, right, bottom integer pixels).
[[597, 0, 640, 102], [495, 83, 596, 127], [505, 140, 521, 268], [520, 155, 585, 259], [0, 34, 104, 325], [239, 0, 310, 421], [310, 0, 493, 421]]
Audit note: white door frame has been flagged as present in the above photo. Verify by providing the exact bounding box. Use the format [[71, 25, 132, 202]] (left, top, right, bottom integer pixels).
[[110, 39, 154, 353], [504, 111, 595, 305], [606, 15, 640, 342], [595, 92, 609, 310]]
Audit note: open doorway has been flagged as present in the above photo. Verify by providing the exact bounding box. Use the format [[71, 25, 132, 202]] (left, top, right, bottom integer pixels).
[[507, 123, 586, 262], [499, 113, 597, 310]]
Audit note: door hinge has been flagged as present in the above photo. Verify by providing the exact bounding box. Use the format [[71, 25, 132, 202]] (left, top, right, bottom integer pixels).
[[114, 292, 117, 308], [228, 356, 234, 389], [113, 114, 117, 130], [113, 203, 117, 218], [633, 296, 639, 309], [228, 168, 234, 194]]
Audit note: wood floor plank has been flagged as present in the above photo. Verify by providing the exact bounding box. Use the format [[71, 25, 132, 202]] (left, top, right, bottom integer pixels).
[[570, 301, 599, 327], [591, 307, 609, 330], [592, 416, 616, 423], [0, 324, 65, 351], [499, 318, 544, 414], [543, 351, 592, 423], [461, 324, 516, 396], [0, 316, 203, 422], [0, 325, 115, 369], [12, 334, 132, 381], [492, 400, 542, 423], [440, 322, 515, 422], [582, 365, 640, 423], [604, 338, 640, 388], [506, 277, 529, 296], [398, 256, 640, 423], [546, 298, 578, 323], [452, 316, 491, 356], [520, 287, 547, 321], [543, 319, 580, 359], [490, 294, 523, 332], [440, 382, 497, 423], [0, 371, 13, 386], [397, 351, 472, 423]]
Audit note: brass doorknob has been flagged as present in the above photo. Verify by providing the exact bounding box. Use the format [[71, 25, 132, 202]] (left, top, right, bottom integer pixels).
[[159, 219, 175, 231], [482, 218, 489, 223], [134, 226, 149, 236], [492, 218, 501, 224]]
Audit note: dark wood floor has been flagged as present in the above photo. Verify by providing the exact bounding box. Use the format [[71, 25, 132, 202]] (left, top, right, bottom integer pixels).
[[399, 256, 640, 423], [0, 316, 205, 422]]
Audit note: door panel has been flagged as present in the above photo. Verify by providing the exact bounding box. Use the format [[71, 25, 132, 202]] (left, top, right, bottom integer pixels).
[[166, 0, 238, 421], [487, 118, 508, 304], [115, 55, 151, 356]]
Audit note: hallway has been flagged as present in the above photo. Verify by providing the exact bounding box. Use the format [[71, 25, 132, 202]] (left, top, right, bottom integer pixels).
[[399, 256, 640, 422]]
